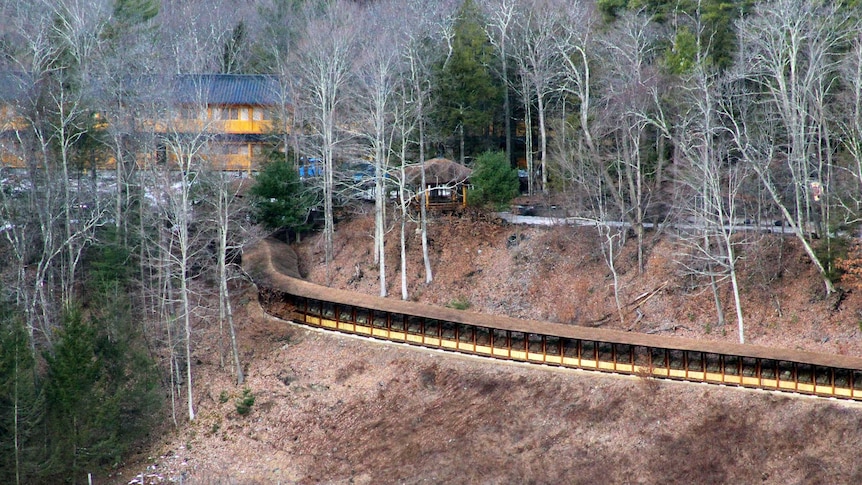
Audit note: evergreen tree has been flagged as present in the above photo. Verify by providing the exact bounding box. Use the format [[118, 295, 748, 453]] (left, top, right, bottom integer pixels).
[[90, 291, 162, 453], [43, 309, 114, 482], [249, 150, 319, 234], [0, 308, 45, 485], [468, 150, 519, 209], [43, 299, 161, 483], [82, 231, 161, 452], [600, 0, 751, 72], [84, 226, 135, 293], [112, 0, 159, 28], [221, 21, 248, 73], [432, 0, 502, 162], [104, 0, 159, 40]]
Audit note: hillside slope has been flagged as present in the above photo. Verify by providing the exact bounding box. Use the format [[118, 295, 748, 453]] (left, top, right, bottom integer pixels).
[[109, 210, 862, 484], [296, 210, 862, 356]]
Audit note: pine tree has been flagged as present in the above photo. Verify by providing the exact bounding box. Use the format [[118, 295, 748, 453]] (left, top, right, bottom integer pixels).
[[0, 310, 45, 485], [43, 309, 117, 482], [249, 150, 319, 235], [222, 21, 248, 73], [468, 150, 519, 209], [432, 0, 502, 162], [43, 299, 161, 482], [112, 0, 159, 27]]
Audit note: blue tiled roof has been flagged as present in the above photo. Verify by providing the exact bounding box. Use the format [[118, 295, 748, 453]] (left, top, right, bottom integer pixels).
[[173, 74, 282, 106], [0, 72, 287, 107]]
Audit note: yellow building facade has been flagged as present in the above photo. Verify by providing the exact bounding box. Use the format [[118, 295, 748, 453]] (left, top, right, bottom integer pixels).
[[0, 73, 284, 173]]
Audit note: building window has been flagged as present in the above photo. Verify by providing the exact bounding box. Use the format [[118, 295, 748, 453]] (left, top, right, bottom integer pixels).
[[211, 143, 247, 155], [210, 107, 241, 120], [252, 108, 268, 121], [431, 187, 451, 199]]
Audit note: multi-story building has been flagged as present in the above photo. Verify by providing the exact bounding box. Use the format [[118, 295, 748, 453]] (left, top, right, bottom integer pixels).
[[0, 71, 33, 169], [0, 73, 284, 173], [156, 74, 283, 172]]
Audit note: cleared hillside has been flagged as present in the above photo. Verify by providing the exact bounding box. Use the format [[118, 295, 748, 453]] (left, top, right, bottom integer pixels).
[[108, 210, 862, 484]]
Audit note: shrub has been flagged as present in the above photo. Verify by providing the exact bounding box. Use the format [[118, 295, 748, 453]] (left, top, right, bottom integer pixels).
[[468, 150, 519, 210], [249, 150, 319, 232], [447, 296, 471, 310], [235, 388, 255, 416]]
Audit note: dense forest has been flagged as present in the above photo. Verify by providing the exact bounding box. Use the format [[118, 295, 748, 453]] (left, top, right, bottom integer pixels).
[[2, 0, 862, 482]]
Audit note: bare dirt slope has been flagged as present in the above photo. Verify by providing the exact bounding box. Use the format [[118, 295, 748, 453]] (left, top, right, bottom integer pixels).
[[110, 210, 862, 484], [297, 210, 862, 356]]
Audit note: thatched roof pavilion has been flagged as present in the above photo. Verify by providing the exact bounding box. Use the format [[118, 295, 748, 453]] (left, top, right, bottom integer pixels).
[[404, 158, 472, 186]]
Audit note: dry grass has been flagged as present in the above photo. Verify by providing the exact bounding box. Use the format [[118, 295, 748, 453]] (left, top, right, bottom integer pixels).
[[106, 210, 862, 484]]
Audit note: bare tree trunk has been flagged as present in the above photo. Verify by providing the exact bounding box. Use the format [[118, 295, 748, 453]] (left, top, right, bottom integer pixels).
[[725, 247, 745, 343], [214, 180, 243, 385], [323, 138, 335, 286], [376, 179, 387, 296], [536, 90, 548, 194], [160, 226, 179, 427], [400, 167, 409, 300], [522, 75, 533, 195], [419, 113, 433, 284], [708, 270, 726, 330], [180, 264, 195, 421], [599, 224, 625, 326]]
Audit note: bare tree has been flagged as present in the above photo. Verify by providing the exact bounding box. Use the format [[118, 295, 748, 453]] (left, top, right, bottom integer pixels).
[[736, 0, 850, 294], [600, 10, 664, 274], [554, 0, 601, 212], [480, 0, 518, 166], [141, 10, 230, 419], [836, 28, 862, 226], [0, 67, 63, 350], [0, 1, 110, 347], [393, 93, 419, 300], [556, 5, 660, 274], [294, 1, 360, 285], [198, 169, 261, 385], [509, 0, 567, 195], [401, 0, 459, 285], [93, 0, 160, 245], [353, 1, 410, 297], [144, 113, 211, 422], [651, 64, 751, 343], [46, 0, 113, 303], [159, 0, 239, 73]]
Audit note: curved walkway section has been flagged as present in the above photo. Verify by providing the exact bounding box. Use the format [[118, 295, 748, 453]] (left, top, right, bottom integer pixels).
[[244, 237, 862, 401]]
